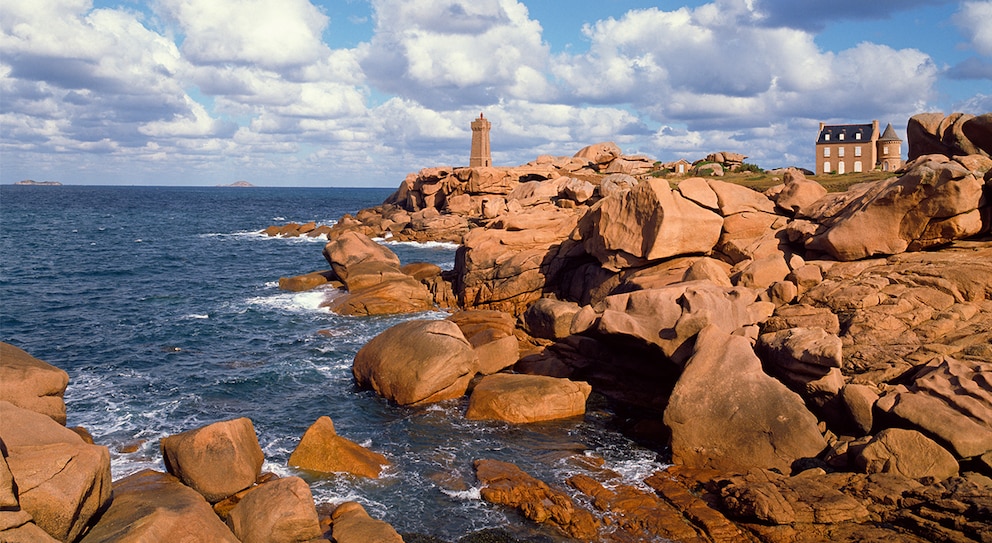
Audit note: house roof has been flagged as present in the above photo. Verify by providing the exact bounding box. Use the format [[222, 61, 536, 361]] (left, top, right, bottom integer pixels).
[[878, 123, 901, 142], [817, 123, 875, 144]]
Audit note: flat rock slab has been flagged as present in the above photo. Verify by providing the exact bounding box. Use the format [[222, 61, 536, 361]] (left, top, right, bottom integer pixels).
[[466, 374, 591, 423]]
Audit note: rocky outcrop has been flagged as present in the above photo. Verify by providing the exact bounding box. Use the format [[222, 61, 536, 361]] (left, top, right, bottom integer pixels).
[[288, 416, 389, 478], [0, 401, 112, 543], [0, 342, 69, 425], [907, 112, 992, 160], [474, 459, 599, 540], [78, 469, 239, 543], [352, 319, 478, 406], [664, 326, 827, 473], [466, 374, 591, 423], [800, 154, 989, 260], [160, 417, 265, 503]]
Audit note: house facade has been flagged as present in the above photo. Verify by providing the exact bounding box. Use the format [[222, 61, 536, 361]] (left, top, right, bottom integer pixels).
[[815, 120, 902, 175]]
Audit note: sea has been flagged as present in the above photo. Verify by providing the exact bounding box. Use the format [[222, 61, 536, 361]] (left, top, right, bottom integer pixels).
[[0, 185, 665, 541]]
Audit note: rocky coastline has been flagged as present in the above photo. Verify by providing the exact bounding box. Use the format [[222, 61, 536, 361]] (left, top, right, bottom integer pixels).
[[2, 112, 990, 542]]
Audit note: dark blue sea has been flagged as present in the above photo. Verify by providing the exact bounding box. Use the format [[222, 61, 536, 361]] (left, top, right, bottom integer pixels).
[[1, 185, 663, 541]]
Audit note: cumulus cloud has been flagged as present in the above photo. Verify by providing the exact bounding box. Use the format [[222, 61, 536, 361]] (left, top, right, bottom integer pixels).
[[361, 0, 553, 108], [157, 0, 331, 71], [553, 5, 937, 129], [952, 1, 992, 66]]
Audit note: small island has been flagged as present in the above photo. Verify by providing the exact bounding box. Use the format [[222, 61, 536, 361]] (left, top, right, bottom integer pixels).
[[14, 179, 62, 186], [218, 180, 256, 187]]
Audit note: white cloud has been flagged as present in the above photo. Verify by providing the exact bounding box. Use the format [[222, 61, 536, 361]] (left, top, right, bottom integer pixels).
[[954, 1, 992, 57], [361, 0, 552, 108], [157, 0, 331, 70]]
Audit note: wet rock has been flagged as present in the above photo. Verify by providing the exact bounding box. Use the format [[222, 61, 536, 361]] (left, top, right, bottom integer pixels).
[[278, 270, 338, 292], [331, 501, 403, 543], [474, 459, 599, 540], [352, 319, 477, 406], [288, 416, 390, 478], [160, 417, 265, 503], [0, 342, 69, 425], [78, 469, 239, 543], [226, 476, 323, 543], [664, 326, 827, 473], [466, 374, 591, 423]]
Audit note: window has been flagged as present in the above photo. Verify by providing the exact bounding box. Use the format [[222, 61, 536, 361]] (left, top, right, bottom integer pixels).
[[839, 133, 845, 140], [856, 132, 862, 140], [838, 147, 845, 157], [854, 161, 863, 172], [823, 161, 831, 173], [838, 161, 845, 174], [825, 134, 830, 141], [855, 146, 862, 157], [823, 147, 830, 157], [883, 145, 889, 155]]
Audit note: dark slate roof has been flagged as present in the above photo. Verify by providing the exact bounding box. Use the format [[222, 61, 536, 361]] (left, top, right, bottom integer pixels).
[[816, 123, 875, 144], [879, 123, 901, 141]]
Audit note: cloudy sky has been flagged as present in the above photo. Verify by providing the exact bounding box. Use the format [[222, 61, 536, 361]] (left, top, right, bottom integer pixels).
[[1, 0, 990, 186]]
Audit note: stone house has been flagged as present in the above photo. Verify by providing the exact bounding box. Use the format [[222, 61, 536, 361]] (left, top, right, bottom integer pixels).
[[815, 120, 902, 175]]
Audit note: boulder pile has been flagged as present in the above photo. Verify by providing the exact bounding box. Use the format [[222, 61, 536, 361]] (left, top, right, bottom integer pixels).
[[302, 112, 992, 542], [0, 342, 395, 543]]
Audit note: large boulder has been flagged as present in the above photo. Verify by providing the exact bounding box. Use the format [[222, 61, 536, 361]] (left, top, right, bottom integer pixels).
[[322, 231, 401, 281], [664, 326, 827, 473], [288, 416, 389, 478], [352, 319, 477, 406], [573, 142, 621, 166], [0, 401, 112, 543], [522, 298, 581, 340], [457, 207, 580, 314], [771, 169, 827, 216], [758, 327, 845, 400], [907, 112, 992, 160], [447, 310, 519, 375], [803, 155, 988, 260], [321, 276, 434, 316], [584, 178, 723, 270], [78, 469, 239, 543], [160, 417, 265, 503], [466, 374, 592, 423], [226, 477, 323, 543], [856, 428, 959, 481], [0, 343, 69, 425], [330, 502, 403, 543]]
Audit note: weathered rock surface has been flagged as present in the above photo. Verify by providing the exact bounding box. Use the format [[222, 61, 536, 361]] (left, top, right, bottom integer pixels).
[[0, 342, 69, 425], [78, 469, 239, 543], [521, 298, 581, 340], [466, 374, 591, 423], [907, 112, 992, 160], [321, 275, 434, 316], [288, 416, 389, 478], [330, 501, 403, 543], [322, 231, 401, 280], [584, 177, 724, 270], [352, 319, 477, 406], [160, 417, 265, 503], [1, 401, 112, 543], [664, 326, 827, 473], [226, 476, 323, 543], [474, 459, 599, 540], [802, 154, 988, 260], [278, 270, 338, 292], [856, 428, 959, 481]]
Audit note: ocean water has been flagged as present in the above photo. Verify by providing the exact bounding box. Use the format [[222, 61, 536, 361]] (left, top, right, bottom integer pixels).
[[0, 185, 664, 541]]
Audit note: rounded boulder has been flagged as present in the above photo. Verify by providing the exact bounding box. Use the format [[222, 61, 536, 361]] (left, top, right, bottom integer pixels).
[[466, 374, 592, 423]]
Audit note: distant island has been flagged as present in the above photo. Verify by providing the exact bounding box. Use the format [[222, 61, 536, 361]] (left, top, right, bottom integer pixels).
[[218, 181, 256, 187], [14, 179, 62, 186]]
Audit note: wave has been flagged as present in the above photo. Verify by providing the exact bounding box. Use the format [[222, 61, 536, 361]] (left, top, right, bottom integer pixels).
[[375, 238, 461, 251], [245, 288, 337, 314], [199, 231, 328, 243]]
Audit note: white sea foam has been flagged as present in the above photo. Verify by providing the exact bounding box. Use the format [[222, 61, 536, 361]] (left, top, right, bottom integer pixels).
[[441, 487, 483, 501], [185, 313, 209, 319], [245, 288, 335, 314], [375, 238, 461, 250]]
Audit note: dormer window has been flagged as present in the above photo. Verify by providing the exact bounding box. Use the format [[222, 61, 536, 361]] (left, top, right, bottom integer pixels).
[[825, 134, 830, 141], [855, 132, 861, 140], [839, 133, 844, 141]]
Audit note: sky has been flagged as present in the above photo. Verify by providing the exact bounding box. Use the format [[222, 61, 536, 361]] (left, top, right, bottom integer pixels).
[[1, 0, 990, 187]]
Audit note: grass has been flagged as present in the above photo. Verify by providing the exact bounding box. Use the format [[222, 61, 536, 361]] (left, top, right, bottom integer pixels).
[[665, 170, 895, 193]]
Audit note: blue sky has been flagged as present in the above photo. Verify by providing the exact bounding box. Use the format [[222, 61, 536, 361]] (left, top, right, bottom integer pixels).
[[2, 0, 990, 186]]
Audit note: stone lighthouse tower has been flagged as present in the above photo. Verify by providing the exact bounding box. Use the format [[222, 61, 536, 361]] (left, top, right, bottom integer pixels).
[[470, 112, 492, 167]]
